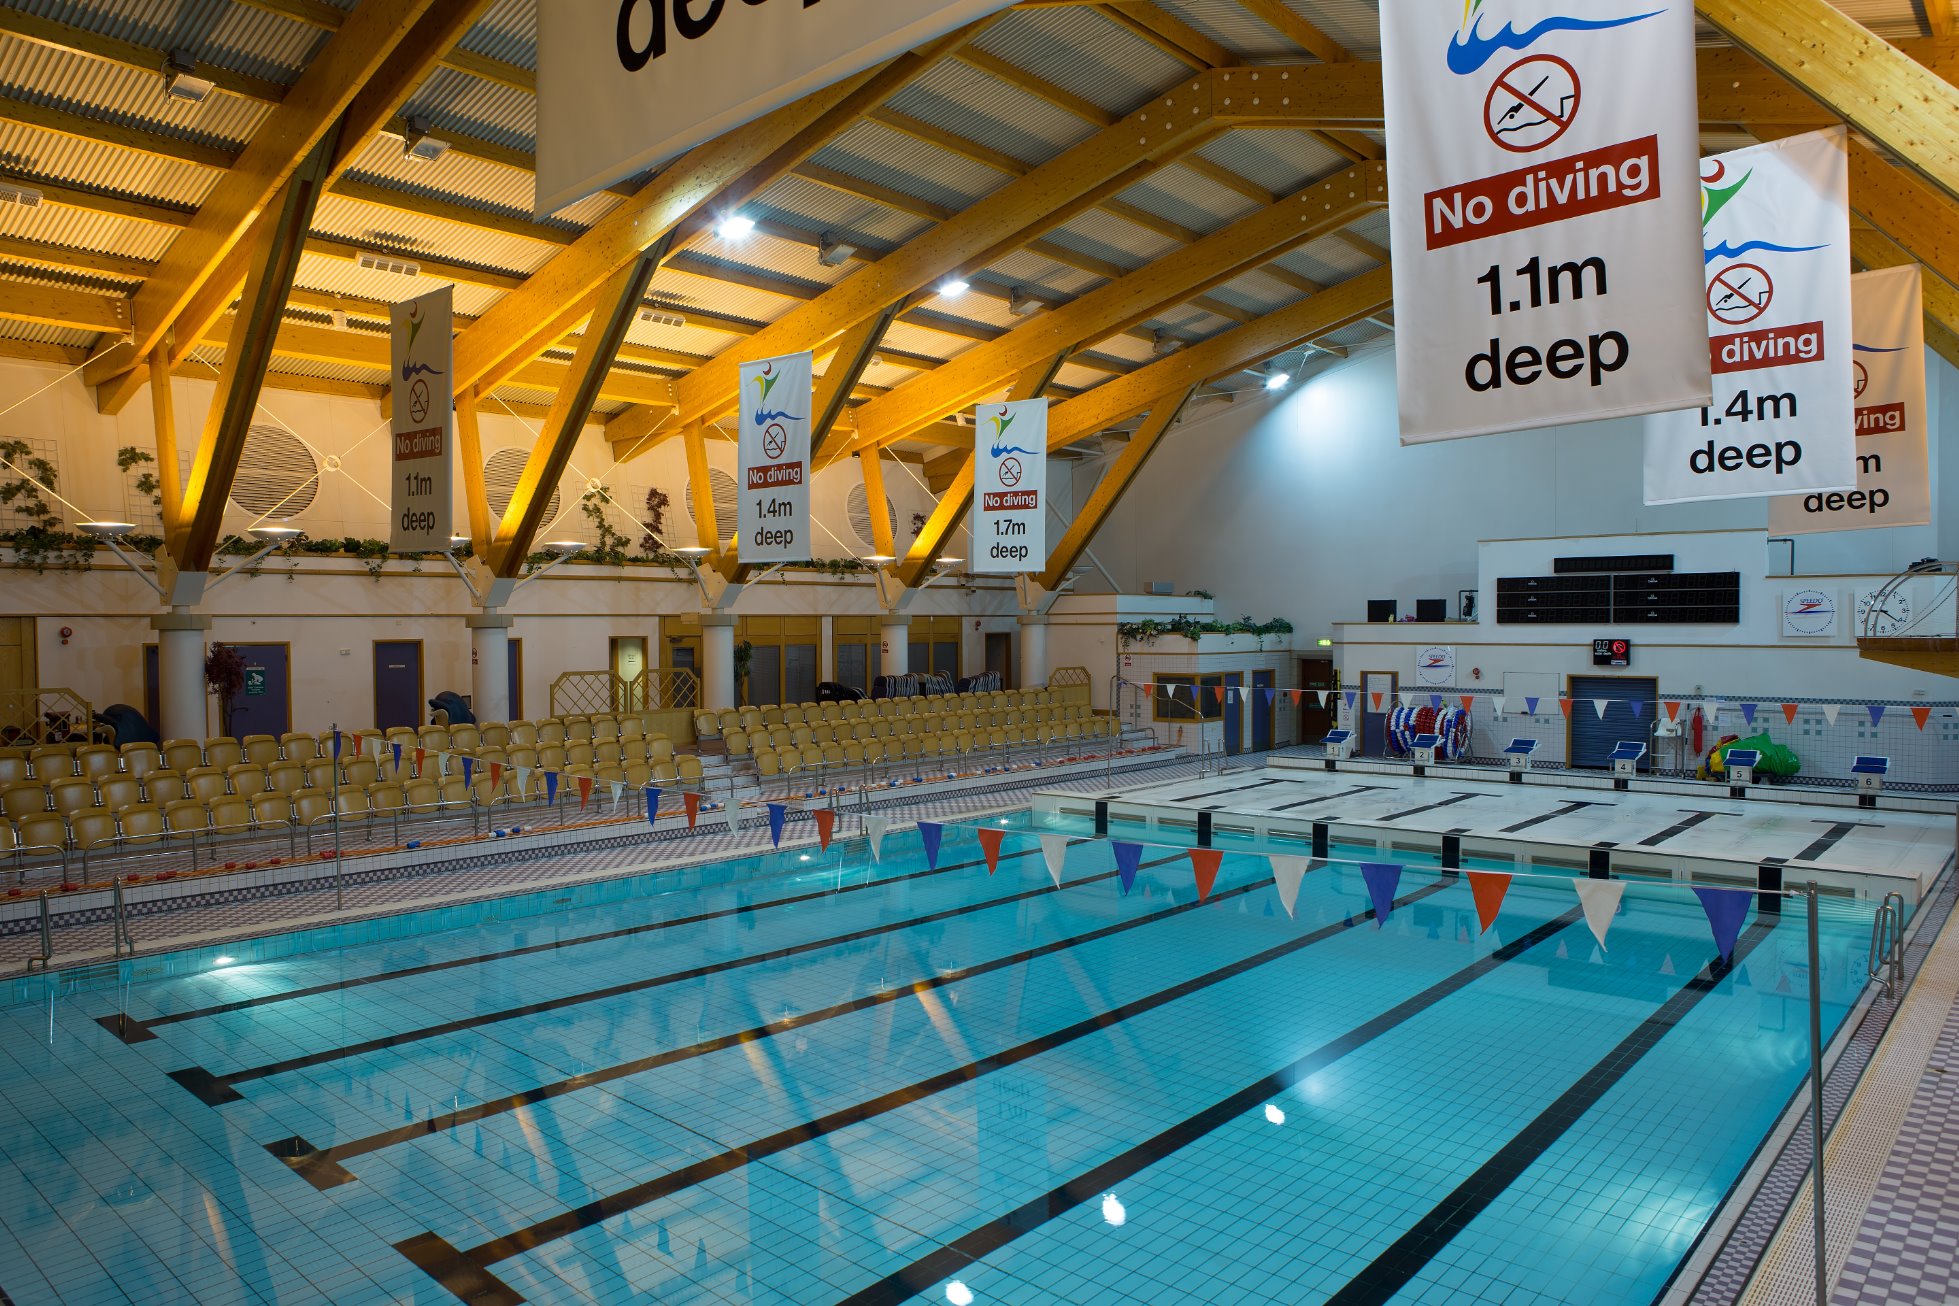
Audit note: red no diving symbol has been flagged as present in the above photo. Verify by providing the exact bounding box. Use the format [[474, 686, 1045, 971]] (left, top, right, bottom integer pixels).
[[1484, 55, 1581, 153], [998, 457, 1023, 488], [762, 422, 789, 460], [1852, 360, 1869, 398], [1707, 262, 1773, 325]]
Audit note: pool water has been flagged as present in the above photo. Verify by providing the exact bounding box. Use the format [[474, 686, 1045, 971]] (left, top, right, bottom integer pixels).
[[0, 821, 1875, 1305]]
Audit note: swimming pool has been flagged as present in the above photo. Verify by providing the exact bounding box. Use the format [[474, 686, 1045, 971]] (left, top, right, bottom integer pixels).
[[0, 818, 1877, 1304]]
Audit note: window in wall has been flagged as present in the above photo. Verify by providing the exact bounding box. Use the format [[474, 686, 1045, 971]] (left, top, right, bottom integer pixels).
[[1154, 674, 1223, 722]]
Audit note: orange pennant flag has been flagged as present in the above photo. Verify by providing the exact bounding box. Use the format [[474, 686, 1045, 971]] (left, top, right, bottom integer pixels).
[[977, 826, 1004, 874], [1468, 871, 1511, 935], [1460, 696, 1475, 714], [1370, 692, 1384, 711], [489, 761, 503, 787], [684, 790, 701, 828], [1781, 702, 1800, 724], [814, 808, 836, 850], [1663, 700, 1682, 722], [1214, 684, 1227, 705], [414, 747, 427, 776], [1189, 847, 1222, 901], [1912, 705, 1932, 730], [1557, 698, 1572, 718], [577, 775, 592, 809]]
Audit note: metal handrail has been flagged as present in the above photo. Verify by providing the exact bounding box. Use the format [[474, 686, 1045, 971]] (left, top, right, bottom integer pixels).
[[110, 875, 134, 958], [1868, 891, 1906, 996], [24, 889, 52, 971]]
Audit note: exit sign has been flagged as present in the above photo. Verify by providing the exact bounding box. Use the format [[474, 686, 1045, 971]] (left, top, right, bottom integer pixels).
[[1593, 638, 1632, 667]]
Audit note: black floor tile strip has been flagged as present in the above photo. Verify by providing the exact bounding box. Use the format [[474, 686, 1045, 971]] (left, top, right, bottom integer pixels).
[[1163, 777, 1284, 805], [1378, 793, 1480, 822], [100, 844, 1005, 1045], [1320, 919, 1779, 1305], [171, 846, 1058, 1097], [272, 853, 1206, 1187], [834, 904, 1588, 1306], [1639, 810, 1721, 847], [1270, 785, 1390, 812], [1499, 800, 1609, 834], [1793, 819, 1872, 863], [398, 875, 1466, 1304]]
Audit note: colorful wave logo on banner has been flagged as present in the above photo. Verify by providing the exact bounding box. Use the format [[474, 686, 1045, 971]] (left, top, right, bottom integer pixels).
[[749, 361, 802, 426], [1699, 161, 1827, 266], [1447, 2, 1663, 74], [986, 406, 1041, 460]]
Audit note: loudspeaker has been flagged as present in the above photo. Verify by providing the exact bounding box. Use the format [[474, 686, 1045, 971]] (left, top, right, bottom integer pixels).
[[1366, 599, 1398, 623], [1416, 598, 1447, 622]]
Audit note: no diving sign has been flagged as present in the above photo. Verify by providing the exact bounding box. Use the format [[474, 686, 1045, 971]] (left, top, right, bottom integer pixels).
[[1485, 56, 1579, 153]]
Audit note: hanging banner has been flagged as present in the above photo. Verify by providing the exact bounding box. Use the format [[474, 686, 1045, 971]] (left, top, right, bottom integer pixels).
[[536, 0, 1017, 214], [1380, 0, 1707, 442], [1769, 264, 1930, 532], [1644, 129, 1855, 504], [389, 286, 454, 552], [737, 352, 813, 563], [973, 399, 1047, 573]]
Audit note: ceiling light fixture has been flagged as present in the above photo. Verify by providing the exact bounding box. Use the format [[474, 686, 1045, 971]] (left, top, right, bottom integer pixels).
[[1151, 330, 1181, 357], [357, 250, 420, 277], [1264, 370, 1292, 391], [938, 277, 970, 299], [402, 115, 450, 163], [163, 51, 213, 104], [817, 233, 857, 267], [639, 309, 687, 329], [1007, 287, 1042, 318], [717, 212, 756, 241]]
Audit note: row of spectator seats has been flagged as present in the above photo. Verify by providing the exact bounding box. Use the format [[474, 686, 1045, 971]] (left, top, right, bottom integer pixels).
[[694, 688, 1086, 739]]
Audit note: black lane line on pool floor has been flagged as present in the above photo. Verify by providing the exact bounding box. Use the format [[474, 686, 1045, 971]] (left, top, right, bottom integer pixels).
[[1377, 793, 1482, 822], [1321, 919, 1778, 1306], [102, 842, 1007, 1046], [833, 903, 1589, 1306], [266, 852, 1213, 1190], [1269, 785, 1391, 812], [394, 876, 1466, 1306], [1793, 819, 1876, 863], [1498, 799, 1611, 834], [1639, 810, 1723, 846], [167, 846, 1062, 1104]]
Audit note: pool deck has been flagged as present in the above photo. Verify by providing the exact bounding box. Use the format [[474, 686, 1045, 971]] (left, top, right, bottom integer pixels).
[[1065, 759, 1958, 896]]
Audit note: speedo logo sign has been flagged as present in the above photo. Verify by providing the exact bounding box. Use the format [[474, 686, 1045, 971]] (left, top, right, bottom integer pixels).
[[617, 0, 823, 72]]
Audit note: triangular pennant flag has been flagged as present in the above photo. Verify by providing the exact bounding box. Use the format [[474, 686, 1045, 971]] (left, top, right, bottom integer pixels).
[[1370, 692, 1383, 711], [1398, 691, 1415, 709], [1524, 696, 1539, 716], [1345, 690, 1359, 712], [1781, 702, 1800, 724], [1693, 886, 1752, 964], [489, 761, 503, 787], [1866, 703, 1884, 727], [1039, 833, 1069, 887], [1262, 687, 1276, 707], [766, 802, 787, 848], [1740, 702, 1758, 726], [1702, 700, 1722, 724], [645, 787, 661, 826], [683, 790, 700, 828], [1663, 701, 1682, 723], [544, 771, 559, 804], [815, 808, 835, 851], [1319, 690, 1332, 707], [577, 775, 592, 810], [1573, 880, 1626, 950], [1113, 841, 1144, 894], [1188, 848, 1222, 902], [1912, 705, 1932, 730], [1467, 871, 1511, 935], [1429, 694, 1444, 711], [1593, 699, 1609, 719], [415, 746, 427, 776], [1460, 696, 1475, 714], [977, 826, 1004, 874], [1628, 699, 1644, 720], [392, 742, 403, 770], [1821, 703, 1840, 726], [864, 815, 890, 860], [1214, 684, 1227, 706], [515, 764, 532, 794], [609, 780, 623, 807], [918, 821, 944, 869], [1557, 697, 1572, 718], [330, 730, 343, 759], [1360, 862, 1401, 927], [1268, 855, 1310, 918], [461, 756, 475, 786]]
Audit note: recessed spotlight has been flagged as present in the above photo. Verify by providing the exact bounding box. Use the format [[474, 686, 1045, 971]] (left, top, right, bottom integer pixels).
[[717, 213, 756, 241], [213, 955, 235, 967], [938, 277, 970, 299]]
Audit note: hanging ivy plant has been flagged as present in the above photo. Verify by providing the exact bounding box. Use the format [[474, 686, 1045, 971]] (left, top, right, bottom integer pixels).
[[1117, 615, 1294, 647]]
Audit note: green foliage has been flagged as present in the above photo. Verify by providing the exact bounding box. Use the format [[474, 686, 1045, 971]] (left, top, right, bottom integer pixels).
[[1117, 614, 1295, 647], [1184, 588, 1215, 600], [118, 446, 162, 514], [640, 487, 671, 553], [0, 438, 59, 531], [581, 486, 631, 566]]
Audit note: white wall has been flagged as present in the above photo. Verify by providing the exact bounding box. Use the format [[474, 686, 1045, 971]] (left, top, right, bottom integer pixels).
[[1093, 341, 1955, 642]]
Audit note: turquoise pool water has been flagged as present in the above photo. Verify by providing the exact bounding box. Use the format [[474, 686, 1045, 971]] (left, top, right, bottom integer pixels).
[[0, 820, 1875, 1304]]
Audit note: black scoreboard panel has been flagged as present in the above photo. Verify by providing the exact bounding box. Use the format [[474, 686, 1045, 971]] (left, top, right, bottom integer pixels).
[[1495, 572, 1739, 625], [1553, 554, 1675, 575]]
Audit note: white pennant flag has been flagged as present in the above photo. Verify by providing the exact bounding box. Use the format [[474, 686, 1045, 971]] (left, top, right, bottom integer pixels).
[[1494, 699, 1509, 716], [1703, 700, 1722, 724], [514, 765, 532, 794], [1574, 880, 1627, 951], [1268, 855, 1312, 919], [1593, 700, 1610, 719], [1039, 833, 1069, 888], [1398, 691, 1415, 709], [864, 815, 891, 861], [1821, 703, 1841, 726], [1319, 690, 1333, 707], [609, 780, 623, 806]]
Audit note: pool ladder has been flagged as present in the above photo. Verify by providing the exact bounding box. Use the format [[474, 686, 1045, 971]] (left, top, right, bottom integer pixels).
[[1868, 892, 1905, 998]]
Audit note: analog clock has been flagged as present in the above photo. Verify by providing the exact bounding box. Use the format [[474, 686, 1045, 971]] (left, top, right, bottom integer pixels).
[[1855, 589, 1912, 637]]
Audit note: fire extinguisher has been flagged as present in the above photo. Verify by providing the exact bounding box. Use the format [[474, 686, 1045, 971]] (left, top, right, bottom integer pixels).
[[1692, 707, 1704, 758]]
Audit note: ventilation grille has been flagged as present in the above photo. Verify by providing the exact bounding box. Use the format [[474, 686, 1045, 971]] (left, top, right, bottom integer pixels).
[[484, 448, 560, 524], [228, 425, 317, 521], [683, 469, 739, 536], [357, 250, 420, 277], [846, 482, 897, 554]]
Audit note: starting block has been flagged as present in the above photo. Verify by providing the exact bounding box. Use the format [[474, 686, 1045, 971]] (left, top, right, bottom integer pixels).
[[1323, 729, 1354, 769], [1610, 741, 1647, 789], [1851, 755, 1888, 806], [1724, 748, 1760, 795], [1505, 738, 1538, 783], [1411, 731, 1440, 771]]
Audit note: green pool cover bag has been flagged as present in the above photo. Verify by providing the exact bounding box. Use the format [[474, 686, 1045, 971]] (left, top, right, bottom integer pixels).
[[1729, 731, 1801, 777]]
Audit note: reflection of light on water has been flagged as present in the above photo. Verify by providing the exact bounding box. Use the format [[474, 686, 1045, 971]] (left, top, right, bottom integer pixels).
[[946, 1281, 975, 1305], [1102, 1192, 1127, 1226], [213, 956, 235, 967], [1264, 1104, 1286, 1125]]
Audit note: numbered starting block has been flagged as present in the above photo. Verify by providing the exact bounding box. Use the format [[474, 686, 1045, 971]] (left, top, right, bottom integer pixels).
[[1323, 729, 1354, 769], [1505, 738, 1538, 783], [1724, 748, 1761, 796], [1851, 755, 1889, 807], [1411, 732, 1440, 772], [1610, 741, 1647, 789]]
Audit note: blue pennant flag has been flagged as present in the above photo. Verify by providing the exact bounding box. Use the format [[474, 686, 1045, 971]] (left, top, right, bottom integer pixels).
[[330, 730, 343, 759], [461, 756, 474, 786], [544, 771, 558, 804], [918, 821, 944, 869], [1523, 696, 1539, 716], [1694, 886, 1752, 964], [1741, 702, 1758, 726], [1113, 841, 1144, 894], [1343, 690, 1358, 711], [1628, 700, 1644, 719], [1360, 862, 1402, 927], [767, 802, 787, 848], [392, 742, 403, 769], [1262, 687, 1276, 707], [1867, 704, 1886, 727], [645, 787, 661, 826], [1429, 694, 1443, 711]]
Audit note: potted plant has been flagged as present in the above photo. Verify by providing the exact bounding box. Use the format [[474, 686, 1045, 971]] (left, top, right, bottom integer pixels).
[[204, 643, 246, 738]]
